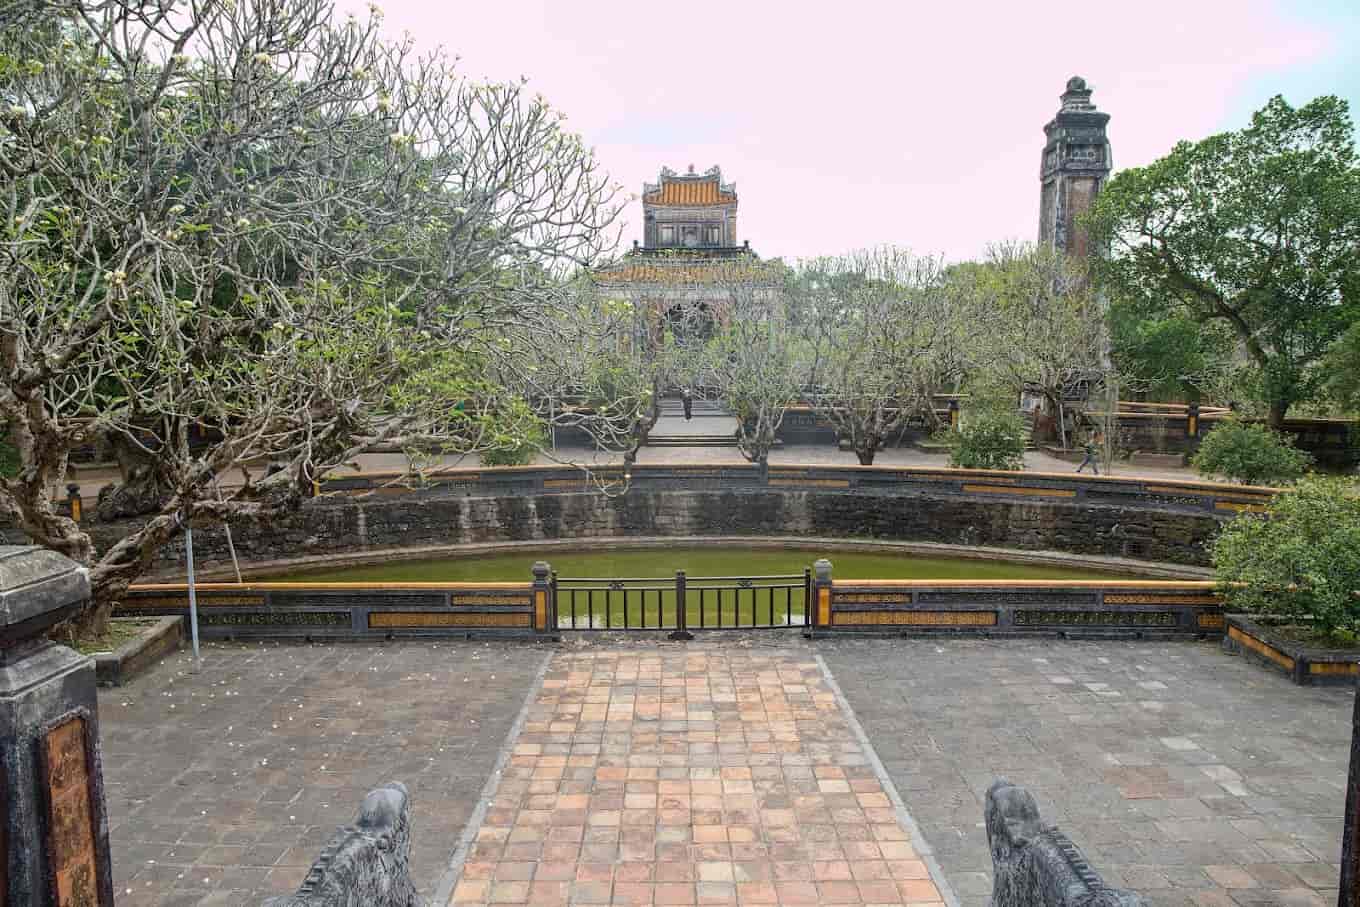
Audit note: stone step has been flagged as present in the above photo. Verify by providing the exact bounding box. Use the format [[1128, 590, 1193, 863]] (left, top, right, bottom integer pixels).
[[645, 436, 739, 447]]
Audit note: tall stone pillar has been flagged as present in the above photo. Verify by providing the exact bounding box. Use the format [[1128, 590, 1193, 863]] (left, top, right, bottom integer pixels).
[[1038, 76, 1112, 258], [1341, 683, 1360, 907], [0, 546, 113, 906]]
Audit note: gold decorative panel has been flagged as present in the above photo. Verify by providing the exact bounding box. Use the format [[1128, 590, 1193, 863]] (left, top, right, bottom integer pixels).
[[1104, 594, 1222, 605], [962, 484, 1076, 498], [1215, 501, 1268, 513], [1309, 661, 1358, 676], [767, 479, 851, 489], [43, 716, 102, 906], [833, 610, 997, 627], [835, 593, 911, 604], [543, 479, 589, 489], [124, 594, 264, 609], [1228, 626, 1294, 669], [1197, 614, 1226, 629], [450, 595, 530, 606], [368, 611, 531, 628]]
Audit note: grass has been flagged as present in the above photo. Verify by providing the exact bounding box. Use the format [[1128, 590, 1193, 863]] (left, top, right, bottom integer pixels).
[[68, 617, 160, 655], [264, 546, 1133, 630], [554, 582, 809, 629], [265, 546, 1127, 584]]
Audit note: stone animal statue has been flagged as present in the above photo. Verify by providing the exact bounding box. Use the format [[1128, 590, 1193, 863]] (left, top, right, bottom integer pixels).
[[986, 779, 1144, 907], [263, 782, 422, 907], [95, 463, 166, 521]]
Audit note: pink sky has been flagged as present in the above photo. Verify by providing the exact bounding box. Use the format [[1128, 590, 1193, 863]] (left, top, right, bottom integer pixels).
[[342, 1, 1334, 263]]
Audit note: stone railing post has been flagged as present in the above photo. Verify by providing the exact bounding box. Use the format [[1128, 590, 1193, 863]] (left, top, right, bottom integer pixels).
[[812, 558, 833, 633], [0, 546, 113, 906], [531, 561, 553, 634]]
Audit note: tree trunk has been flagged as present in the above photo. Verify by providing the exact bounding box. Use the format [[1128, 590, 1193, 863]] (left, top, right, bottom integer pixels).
[[55, 599, 113, 646], [855, 440, 876, 466], [1268, 399, 1288, 430]]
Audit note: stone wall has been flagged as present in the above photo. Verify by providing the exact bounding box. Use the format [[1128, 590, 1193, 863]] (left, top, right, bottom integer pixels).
[[70, 487, 1224, 576]]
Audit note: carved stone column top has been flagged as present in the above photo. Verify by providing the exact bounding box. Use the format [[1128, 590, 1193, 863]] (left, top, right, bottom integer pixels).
[[0, 545, 90, 649]]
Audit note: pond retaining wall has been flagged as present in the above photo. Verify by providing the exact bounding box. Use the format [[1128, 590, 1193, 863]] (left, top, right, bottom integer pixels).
[[4, 464, 1258, 575]]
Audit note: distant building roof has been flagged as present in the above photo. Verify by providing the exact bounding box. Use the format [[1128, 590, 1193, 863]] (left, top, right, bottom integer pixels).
[[593, 249, 776, 287], [643, 165, 737, 208]]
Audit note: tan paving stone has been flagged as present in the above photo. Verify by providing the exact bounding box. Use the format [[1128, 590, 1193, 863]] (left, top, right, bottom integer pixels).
[[444, 649, 949, 907]]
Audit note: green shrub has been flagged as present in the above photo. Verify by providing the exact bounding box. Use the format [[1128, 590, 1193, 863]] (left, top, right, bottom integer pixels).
[[948, 410, 1025, 471], [0, 438, 17, 479], [480, 435, 540, 467], [1212, 476, 1360, 640], [1191, 421, 1311, 485]]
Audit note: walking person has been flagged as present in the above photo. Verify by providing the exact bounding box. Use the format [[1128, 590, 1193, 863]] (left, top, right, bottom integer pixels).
[[1076, 431, 1101, 475], [681, 387, 693, 421]]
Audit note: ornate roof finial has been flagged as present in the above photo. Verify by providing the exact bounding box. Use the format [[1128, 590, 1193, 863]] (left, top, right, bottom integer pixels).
[[687, 163, 695, 174], [1060, 76, 1096, 112]]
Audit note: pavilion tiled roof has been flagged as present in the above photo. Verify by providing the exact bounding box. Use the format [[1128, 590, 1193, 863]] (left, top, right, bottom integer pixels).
[[644, 179, 736, 207], [593, 252, 777, 286]]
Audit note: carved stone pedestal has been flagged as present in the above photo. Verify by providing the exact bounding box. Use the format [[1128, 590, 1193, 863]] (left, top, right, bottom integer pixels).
[[0, 546, 112, 906]]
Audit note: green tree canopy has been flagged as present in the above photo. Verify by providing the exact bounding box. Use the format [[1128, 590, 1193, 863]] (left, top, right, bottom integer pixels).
[[1089, 95, 1360, 425]]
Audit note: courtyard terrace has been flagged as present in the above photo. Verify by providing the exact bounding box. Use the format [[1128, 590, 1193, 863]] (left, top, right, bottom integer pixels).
[[99, 637, 1349, 906]]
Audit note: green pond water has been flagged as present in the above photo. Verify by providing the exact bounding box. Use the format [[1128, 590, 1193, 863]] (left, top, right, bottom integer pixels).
[[268, 547, 1126, 583], [267, 548, 1131, 629]]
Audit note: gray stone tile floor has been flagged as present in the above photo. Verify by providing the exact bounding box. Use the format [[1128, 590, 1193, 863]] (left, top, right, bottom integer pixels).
[[99, 636, 1353, 906], [71, 440, 1199, 499], [100, 640, 549, 906], [820, 638, 1351, 907]]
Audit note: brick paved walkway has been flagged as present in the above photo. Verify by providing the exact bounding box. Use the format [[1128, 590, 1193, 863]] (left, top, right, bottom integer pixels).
[[448, 648, 952, 906]]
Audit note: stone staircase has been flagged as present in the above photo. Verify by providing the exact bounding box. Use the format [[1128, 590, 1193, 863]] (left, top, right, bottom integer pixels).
[[646, 397, 740, 447]]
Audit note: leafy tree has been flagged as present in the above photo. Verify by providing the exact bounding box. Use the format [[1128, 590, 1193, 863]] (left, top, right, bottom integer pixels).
[[1322, 319, 1360, 414], [1213, 476, 1360, 640], [1107, 298, 1237, 402], [1089, 95, 1360, 427], [0, 0, 621, 633], [1192, 420, 1313, 485], [948, 409, 1026, 471], [699, 260, 801, 468], [799, 248, 963, 465]]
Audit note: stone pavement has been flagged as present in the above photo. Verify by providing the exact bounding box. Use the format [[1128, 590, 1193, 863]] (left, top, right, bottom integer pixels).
[[99, 639, 550, 906], [447, 646, 953, 907], [821, 638, 1351, 907], [68, 443, 1201, 500], [98, 636, 1352, 906]]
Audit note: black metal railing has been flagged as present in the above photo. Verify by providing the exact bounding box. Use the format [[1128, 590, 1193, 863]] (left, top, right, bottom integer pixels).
[[551, 569, 811, 631]]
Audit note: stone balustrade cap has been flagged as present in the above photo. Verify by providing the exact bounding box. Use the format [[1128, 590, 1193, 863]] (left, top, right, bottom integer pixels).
[[0, 545, 91, 636]]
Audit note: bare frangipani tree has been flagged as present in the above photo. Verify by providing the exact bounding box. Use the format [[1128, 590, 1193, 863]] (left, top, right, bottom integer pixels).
[[968, 243, 1111, 449], [799, 248, 962, 465], [698, 260, 802, 468], [0, 0, 622, 632]]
